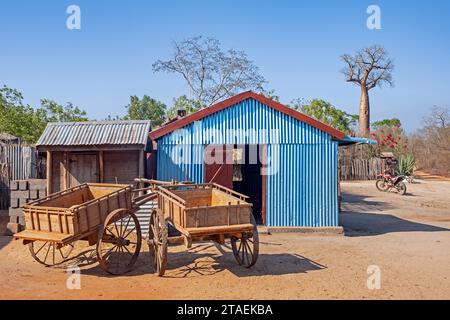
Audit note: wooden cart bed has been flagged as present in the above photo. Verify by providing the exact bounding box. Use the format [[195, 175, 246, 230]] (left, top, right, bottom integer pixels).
[[14, 183, 132, 242], [157, 183, 253, 233]]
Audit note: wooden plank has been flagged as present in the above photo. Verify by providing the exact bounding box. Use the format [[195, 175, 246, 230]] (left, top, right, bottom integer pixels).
[[13, 229, 74, 243], [46, 151, 52, 194], [99, 151, 104, 183], [185, 223, 254, 236], [138, 149, 144, 178]]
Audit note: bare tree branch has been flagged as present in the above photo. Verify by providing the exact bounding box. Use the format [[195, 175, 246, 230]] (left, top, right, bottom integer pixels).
[[153, 36, 266, 106], [340, 45, 394, 90]]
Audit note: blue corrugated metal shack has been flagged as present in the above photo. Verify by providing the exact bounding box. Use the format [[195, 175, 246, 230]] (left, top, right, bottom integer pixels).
[[150, 91, 355, 228]]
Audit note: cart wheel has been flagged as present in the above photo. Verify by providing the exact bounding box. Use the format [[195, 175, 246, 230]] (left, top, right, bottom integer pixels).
[[231, 215, 259, 268], [96, 208, 142, 275], [147, 209, 168, 276], [29, 241, 75, 266]]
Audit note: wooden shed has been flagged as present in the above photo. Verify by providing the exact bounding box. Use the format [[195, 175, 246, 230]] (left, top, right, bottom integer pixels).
[[36, 121, 151, 193]]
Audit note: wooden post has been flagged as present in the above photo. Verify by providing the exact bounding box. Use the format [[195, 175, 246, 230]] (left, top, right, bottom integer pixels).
[[99, 150, 104, 183], [46, 151, 52, 194], [62, 152, 68, 190], [138, 149, 144, 179], [138, 149, 144, 196]]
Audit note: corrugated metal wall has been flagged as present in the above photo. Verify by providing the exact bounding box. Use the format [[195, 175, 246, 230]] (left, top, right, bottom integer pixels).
[[266, 143, 338, 227], [156, 98, 339, 227], [0, 143, 38, 209]]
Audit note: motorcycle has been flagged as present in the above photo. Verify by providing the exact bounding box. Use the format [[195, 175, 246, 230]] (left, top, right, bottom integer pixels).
[[376, 171, 407, 195]]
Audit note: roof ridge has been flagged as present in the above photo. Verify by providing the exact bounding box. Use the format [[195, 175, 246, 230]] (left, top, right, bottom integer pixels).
[[149, 91, 345, 140], [47, 120, 152, 126]]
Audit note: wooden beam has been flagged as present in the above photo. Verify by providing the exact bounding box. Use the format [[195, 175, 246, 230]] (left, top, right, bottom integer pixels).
[[138, 149, 144, 179], [37, 145, 145, 152], [62, 152, 68, 190], [99, 151, 104, 183], [46, 151, 52, 194]]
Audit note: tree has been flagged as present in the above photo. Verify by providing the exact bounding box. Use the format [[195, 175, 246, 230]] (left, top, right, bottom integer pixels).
[[410, 106, 450, 176], [424, 106, 450, 128], [259, 88, 280, 102], [38, 99, 88, 123], [166, 95, 202, 120], [370, 124, 409, 156], [292, 98, 358, 135], [153, 36, 266, 107], [0, 85, 89, 143], [341, 45, 394, 137], [372, 118, 401, 130], [0, 86, 37, 143], [124, 95, 167, 127]]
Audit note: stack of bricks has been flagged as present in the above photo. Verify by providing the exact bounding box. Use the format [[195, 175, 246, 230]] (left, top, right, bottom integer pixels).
[[7, 179, 47, 235]]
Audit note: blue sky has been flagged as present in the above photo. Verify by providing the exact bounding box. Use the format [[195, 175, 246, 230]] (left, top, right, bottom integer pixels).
[[1, 0, 449, 132]]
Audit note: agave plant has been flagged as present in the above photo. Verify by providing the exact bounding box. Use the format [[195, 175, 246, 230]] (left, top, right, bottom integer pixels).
[[396, 154, 415, 176]]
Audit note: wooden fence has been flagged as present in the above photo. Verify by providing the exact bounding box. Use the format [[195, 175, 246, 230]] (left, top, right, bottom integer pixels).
[[339, 157, 387, 181], [339, 144, 387, 181]]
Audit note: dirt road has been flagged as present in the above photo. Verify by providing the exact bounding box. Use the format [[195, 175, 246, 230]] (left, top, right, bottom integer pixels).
[[1, 179, 450, 299]]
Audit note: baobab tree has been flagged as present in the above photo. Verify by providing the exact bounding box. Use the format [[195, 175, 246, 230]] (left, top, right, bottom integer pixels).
[[341, 45, 394, 137]]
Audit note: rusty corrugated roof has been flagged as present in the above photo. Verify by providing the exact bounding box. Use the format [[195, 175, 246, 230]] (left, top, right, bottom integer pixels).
[[36, 120, 151, 147]]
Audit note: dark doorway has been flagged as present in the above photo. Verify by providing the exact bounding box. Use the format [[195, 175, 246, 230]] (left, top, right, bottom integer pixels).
[[233, 145, 264, 225]]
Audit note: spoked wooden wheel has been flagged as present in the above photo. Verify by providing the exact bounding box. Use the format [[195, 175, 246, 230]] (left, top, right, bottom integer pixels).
[[231, 216, 259, 268], [96, 208, 142, 275], [29, 241, 75, 266], [147, 209, 168, 276]]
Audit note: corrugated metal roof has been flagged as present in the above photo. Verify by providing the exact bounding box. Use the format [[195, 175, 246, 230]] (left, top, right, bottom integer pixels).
[[36, 120, 151, 147]]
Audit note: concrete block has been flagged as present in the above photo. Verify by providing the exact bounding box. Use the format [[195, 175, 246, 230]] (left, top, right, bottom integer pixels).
[[9, 215, 18, 224], [10, 198, 20, 209], [10, 190, 29, 199], [29, 179, 47, 190], [18, 216, 25, 226], [18, 180, 28, 190], [9, 181, 19, 191], [29, 190, 39, 200], [19, 198, 30, 206], [6, 222, 23, 235], [9, 208, 23, 218], [38, 188, 47, 197]]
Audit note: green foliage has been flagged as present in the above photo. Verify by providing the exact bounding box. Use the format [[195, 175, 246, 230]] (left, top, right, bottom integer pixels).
[[166, 95, 202, 120], [124, 95, 167, 127], [0, 85, 89, 143], [372, 118, 401, 130], [292, 98, 358, 135], [396, 154, 415, 176], [259, 89, 280, 102], [39, 99, 88, 123]]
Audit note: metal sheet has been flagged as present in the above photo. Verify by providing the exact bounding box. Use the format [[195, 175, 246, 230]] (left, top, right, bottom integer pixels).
[[156, 98, 339, 227], [37, 121, 151, 147]]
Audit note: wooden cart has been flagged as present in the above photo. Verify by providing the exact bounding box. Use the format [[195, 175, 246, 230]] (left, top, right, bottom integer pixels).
[[147, 183, 259, 276], [13, 183, 146, 275]]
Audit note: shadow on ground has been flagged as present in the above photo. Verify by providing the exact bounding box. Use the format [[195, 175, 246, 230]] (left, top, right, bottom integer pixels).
[[0, 236, 12, 251], [0, 211, 12, 250], [340, 191, 450, 237], [56, 242, 325, 279], [341, 212, 450, 237]]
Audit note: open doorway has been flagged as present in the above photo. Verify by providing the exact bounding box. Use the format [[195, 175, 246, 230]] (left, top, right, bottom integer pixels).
[[232, 145, 265, 225]]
